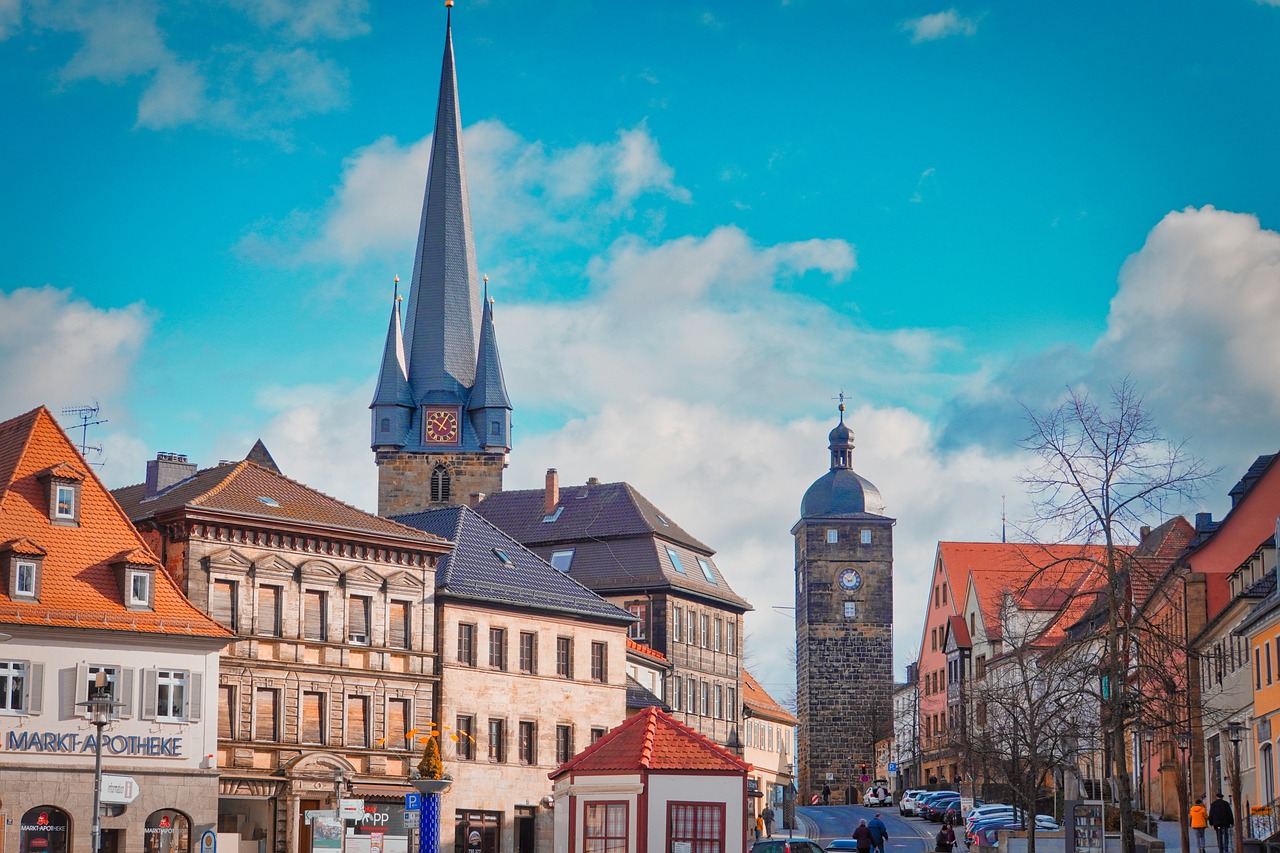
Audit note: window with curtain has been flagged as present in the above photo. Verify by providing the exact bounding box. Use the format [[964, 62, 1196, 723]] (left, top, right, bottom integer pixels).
[[584, 803, 628, 853], [668, 803, 723, 853]]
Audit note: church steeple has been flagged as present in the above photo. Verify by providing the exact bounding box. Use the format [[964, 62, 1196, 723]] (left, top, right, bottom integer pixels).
[[468, 278, 512, 451], [401, 9, 481, 406], [370, 279, 413, 450]]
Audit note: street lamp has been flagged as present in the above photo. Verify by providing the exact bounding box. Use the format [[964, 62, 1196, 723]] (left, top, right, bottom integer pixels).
[[76, 671, 122, 853], [1177, 731, 1192, 813], [1141, 729, 1156, 822], [1228, 722, 1245, 853]]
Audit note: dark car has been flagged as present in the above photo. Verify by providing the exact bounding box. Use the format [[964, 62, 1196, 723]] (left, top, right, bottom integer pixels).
[[923, 795, 961, 822], [753, 839, 826, 853]]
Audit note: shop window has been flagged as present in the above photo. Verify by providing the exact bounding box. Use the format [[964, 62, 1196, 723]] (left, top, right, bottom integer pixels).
[[585, 803, 628, 852], [144, 810, 191, 853], [669, 803, 724, 853], [20, 806, 70, 853]]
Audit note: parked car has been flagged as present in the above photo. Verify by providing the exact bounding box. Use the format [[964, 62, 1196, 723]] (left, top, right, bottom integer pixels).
[[826, 842, 860, 851], [965, 815, 1059, 846], [865, 782, 893, 807], [753, 839, 826, 853], [899, 790, 929, 816], [923, 794, 961, 822]]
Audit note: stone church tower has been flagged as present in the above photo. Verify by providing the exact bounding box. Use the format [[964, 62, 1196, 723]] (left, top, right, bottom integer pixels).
[[371, 10, 511, 517], [793, 402, 894, 802]]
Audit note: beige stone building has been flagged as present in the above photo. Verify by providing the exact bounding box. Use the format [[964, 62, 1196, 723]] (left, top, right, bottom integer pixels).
[[391, 505, 633, 853], [0, 407, 233, 853], [113, 446, 451, 853], [742, 670, 797, 820]]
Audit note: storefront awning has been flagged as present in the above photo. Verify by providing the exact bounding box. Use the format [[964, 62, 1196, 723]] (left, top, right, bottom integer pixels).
[[350, 786, 416, 801]]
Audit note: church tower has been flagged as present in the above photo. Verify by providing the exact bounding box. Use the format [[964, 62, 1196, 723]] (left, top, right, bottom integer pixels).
[[371, 8, 511, 517], [793, 401, 894, 802]]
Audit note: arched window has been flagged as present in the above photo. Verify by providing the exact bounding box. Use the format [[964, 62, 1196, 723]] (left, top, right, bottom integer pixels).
[[20, 806, 69, 853], [144, 810, 191, 853], [430, 466, 451, 503]]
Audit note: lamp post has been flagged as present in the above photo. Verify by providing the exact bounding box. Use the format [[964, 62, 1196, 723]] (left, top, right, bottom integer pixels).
[[1141, 729, 1156, 824], [76, 671, 122, 853], [1177, 732, 1192, 803], [1228, 722, 1245, 853]]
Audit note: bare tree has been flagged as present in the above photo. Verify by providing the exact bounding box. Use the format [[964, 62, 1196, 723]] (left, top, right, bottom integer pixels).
[[1020, 379, 1216, 853]]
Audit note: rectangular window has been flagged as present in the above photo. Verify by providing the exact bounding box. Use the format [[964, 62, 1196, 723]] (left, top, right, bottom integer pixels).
[[590, 727, 606, 744], [861, 529, 872, 544], [154, 669, 187, 721], [687, 611, 697, 644], [456, 715, 475, 760], [389, 600, 410, 649], [210, 580, 237, 630], [84, 665, 123, 719], [672, 675, 683, 711], [218, 685, 235, 739], [348, 595, 371, 645], [518, 720, 536, 765], [55, 485, 76, 519], [301, 691, 325, 744], [696, 557, 718, 585], [387, 698, 410, 750], [303, 590, 326, 641], [14, 561, 36, 598], [488, 718, 506, 763], [255, 688, 279, 741], [827, 529, 838, 543], [557, 637, 573, 678], [591, 641, 608, 683], [549, 549, 574, 572], [728, 688, 737, 721], [665, 546, 687, 575], [714, 618, 723, 651], [716, 684, 724, 719], [1258, 648, 1263, 691], [942, 584, 947, 604], [627, 603, 647, 641], [727, 621, 736, 656], [673, 607, 682, 642], [1, 660, 28, 712], [130, 571, 150, 607], [701, 614, 711, 648], [669, 803, 724, 853], [701, 681, 710, 716], [489, 627, 508, 670], [555, 724, 573, 764], [844, 601, 857, 619], [1269, 642, 1274, 686], [258, 585, 282, 636], [458, 623, 476, 667], [585, 803, 628, 853], [519, 631, 537, 674], [346, 695, 369, 747]]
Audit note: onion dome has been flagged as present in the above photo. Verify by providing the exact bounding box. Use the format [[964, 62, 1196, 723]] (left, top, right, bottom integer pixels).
[[800, 402, 884, 518]]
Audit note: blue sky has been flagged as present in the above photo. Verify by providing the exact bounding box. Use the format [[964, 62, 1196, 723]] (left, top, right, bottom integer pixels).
[[4, 0, 1280, 700]]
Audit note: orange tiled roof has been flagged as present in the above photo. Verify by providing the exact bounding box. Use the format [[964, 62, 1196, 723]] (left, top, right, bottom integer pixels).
[[743, 669, 798, 725], [626, 637, 668, 663], [550, 706, 751, 778], [0, 407, 231, 639], [939, 542, 1116, 642]]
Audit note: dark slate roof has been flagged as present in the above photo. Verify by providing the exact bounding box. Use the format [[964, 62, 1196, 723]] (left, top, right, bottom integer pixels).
[[113, 460, 443, 546], [467, 292, 511, 411], [477, 482, 751, 611], [801, 468, 886, 519], [478, 481, 711, 552], [371, 287, 414, 410], [626, 675, 669, 711], [1229, 454, 1279, 507], [392, 504, 635, 624], [245, 439, 281, 474]]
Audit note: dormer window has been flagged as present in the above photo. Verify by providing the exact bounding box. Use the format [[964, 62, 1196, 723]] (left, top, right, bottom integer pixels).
[[130, 571, 151, 607], [112, 551, 156, 611], [36, 463, 85, 526], [15, 562, 36, 598], [2, 540, 45, 602]]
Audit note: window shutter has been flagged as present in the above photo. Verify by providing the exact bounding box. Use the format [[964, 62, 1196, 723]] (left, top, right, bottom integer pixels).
[[210, 581, 235, 629], [75, 663, 89, 711], [303, 591, 324, 641], [258, 585, 281, 636], [26, 663, 44, 714], [346, 695, 367, 747], [188, 672, 203, 721], [387, 698, 408, 749], [348, 597, 369, 643], [219, 685, 235, 739], [302, 692, 323, 743], [389, 601, 409, 648], [119, 668, 135, 718], [142, 669, 158, 720], [255, 688, 278, 741], [59, 667, 78, 720]]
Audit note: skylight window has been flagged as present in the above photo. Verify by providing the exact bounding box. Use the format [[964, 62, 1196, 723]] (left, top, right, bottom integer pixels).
[[655, 514, 670, 527], [492, 549, 514, 566], [257, 496, 280, 507], [696, 557, 718, 585], [550, 550, 574, 572], [665, 547, 686, 575]]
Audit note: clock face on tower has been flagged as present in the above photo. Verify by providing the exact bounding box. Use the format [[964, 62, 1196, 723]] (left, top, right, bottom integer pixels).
[[423, 408, 460, 444], [838, 568, 863, 591]]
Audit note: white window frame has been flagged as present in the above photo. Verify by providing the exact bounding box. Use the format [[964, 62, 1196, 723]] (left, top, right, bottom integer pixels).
[[14, 560, 36, 598], [861, 529, 872, 544], [82, 665, 127, 720], [844, 601, 857, 619], [826, 529, 838, 543], [151, 669, 192, 722], [1, 660, 29, 713], [55, 485, 76, 519], [129, 571, 150, 607], [549, 549, 574, 572]]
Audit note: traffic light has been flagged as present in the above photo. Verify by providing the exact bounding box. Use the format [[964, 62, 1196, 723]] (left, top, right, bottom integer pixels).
[[861, 763, 868, 774]]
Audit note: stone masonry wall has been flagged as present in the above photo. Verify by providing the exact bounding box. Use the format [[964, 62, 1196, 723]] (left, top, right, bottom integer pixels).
[[377, 450, 506, 516]]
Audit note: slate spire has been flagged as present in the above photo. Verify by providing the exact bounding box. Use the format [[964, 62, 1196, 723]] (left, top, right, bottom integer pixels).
[[370, 279, 414, 449], [469, 279, 512, 411], [401, 11, 481, 405]]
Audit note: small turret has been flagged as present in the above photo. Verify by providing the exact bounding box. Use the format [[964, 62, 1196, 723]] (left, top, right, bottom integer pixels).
[[371, 280, 414, 450], [467, 279, 511, 452]]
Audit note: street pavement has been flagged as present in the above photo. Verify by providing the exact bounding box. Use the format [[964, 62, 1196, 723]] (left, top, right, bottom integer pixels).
[[795, 805, 937, 852]]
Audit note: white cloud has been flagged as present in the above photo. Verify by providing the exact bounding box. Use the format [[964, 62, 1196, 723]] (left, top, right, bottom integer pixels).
[[910, 166, 937, 203], [901, 9, 979, 43], [0, 0, 21, 39], [0, 286, 151, 417], [287, 120, 691, 265], [228, 0, 370, 41]]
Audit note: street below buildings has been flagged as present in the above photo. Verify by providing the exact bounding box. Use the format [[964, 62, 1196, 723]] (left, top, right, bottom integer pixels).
[[795, 805, 936, 851]]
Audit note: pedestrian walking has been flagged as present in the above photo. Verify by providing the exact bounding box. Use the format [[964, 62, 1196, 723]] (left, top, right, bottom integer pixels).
[[1190, 798, 1209, 853], [823, 783, 832, 805], [935, 822, 956, 853], [755, 814, 764, 842], [868, 814, 890, 853], [853, 819, 874, 853], [1209, 793, 1234, 853], [761, 806, 775, 838]]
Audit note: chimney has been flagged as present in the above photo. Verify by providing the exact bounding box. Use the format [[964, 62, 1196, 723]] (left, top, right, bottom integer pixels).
[[1139, 525, 1151, 540], [145, 452, 197, 498], [1195, 512, 1214, 531], [544, 469, 559, 516], [586, 476, 600, 486], [469, 493, 486, 508]]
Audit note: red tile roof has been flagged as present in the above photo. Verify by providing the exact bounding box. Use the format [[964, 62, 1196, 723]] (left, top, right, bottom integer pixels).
[[0, 407, 231, 639], [743, 669, 797, 726], [626, 638, 668, 663], [550, 706, 751, 778]]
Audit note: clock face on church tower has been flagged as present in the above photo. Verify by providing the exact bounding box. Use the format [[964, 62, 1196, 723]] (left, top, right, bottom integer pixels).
[[423, 408, 460, 444], [838, 568, 863, 591]]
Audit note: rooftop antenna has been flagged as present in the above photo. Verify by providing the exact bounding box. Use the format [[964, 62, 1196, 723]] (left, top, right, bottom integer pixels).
[[61, 403, 108, 466], [1001, 495, 1007, 543]]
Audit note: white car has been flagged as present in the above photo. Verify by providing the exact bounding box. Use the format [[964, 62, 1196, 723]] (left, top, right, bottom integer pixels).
[[865, 784, 893, 807], [899, 790, 928, 816]]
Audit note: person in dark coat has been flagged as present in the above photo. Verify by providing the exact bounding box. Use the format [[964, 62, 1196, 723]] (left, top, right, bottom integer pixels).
[[1209, 793, 1234, 853], [935, 822, 956, 853], [852, 820, 874, 853], [868, 814, 890, 853], [761, 806, 775, 838], [823, 783, 832, 805]]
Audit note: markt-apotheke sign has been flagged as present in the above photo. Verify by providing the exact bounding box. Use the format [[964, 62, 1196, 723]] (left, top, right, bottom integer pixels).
[[4, 730, 184, 757]]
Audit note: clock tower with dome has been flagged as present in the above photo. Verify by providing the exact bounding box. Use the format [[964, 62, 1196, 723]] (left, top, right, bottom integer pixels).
[[793, 401, 894, 802], [370, 9, 512, 516]]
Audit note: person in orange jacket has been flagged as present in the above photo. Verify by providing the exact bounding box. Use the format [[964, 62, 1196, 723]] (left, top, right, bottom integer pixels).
[[1190, 798, 1209, 853]]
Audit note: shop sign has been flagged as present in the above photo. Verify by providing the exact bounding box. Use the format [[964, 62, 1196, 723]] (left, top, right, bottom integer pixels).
[[4, 731, 183, 757], [101, 775, 140, 804]]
